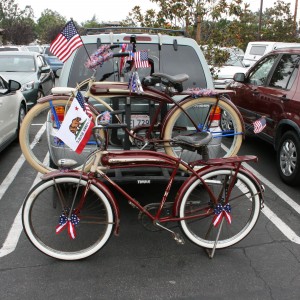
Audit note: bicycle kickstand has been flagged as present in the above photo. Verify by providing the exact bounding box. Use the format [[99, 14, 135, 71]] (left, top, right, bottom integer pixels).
[[205, 218, 225, 259]]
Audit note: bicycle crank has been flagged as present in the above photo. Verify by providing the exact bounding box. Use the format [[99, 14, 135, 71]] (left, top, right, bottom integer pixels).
[[138, 202, 173, 232], [154, 222, 185, 245]]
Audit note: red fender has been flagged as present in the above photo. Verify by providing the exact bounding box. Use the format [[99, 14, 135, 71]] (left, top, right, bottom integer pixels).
[[173, 164, 264, 216]]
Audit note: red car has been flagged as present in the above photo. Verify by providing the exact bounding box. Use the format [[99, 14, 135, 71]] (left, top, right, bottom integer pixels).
[[227, 47, 300, 185]]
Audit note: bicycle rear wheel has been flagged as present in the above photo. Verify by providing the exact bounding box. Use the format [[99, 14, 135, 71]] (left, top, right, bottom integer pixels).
[[179, 169, 261, 249], [22, 177, 114, 260], [163, 97, 243, 168], [19, 97, 97, 173]]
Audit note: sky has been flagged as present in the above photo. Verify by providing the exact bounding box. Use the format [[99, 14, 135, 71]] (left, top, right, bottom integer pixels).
[[15, 0, 299, 24]]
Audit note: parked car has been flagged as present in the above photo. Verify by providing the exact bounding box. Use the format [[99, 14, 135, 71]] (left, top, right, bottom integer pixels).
[[227, 47, 300, 185], [0, 75, 27, 152], [0, 45, 29, 51], [242, 41, 300, 67], [204, 47, 249, 89], [0, 51, 55, 109], [54, 27, 214, 168], [26, 45, 44, 54], [43, 45, 64, 77]]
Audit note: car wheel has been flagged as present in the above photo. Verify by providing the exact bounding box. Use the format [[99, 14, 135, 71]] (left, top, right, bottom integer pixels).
[[37, 89, 44, 100], [277, 130, 300, 186], [18, 104, 26, 132]]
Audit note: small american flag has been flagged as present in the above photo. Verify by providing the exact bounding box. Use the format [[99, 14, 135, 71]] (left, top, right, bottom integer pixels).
[[76, 91, 93, 118], [253, 117, 266, 134], [134, 51, 150, 68], [50, 20, 83, 62]]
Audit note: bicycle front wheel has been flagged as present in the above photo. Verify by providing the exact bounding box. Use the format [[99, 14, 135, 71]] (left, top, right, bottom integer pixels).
[[22, 177, 114, 260], [163, 97, 243, 167], [19, 97, 97, 173], [179, 169, 261, 249]]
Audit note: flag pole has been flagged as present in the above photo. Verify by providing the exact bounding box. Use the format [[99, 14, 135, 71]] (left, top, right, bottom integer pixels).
[[70, 18, 91, 61]]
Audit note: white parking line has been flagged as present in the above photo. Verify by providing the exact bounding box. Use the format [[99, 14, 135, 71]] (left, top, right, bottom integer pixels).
[[0, 170, 43, 257], [0, 124, 46, 257]]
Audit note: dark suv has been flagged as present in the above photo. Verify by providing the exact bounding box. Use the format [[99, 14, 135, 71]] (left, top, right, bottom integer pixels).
[[227, 47, 300, 185]]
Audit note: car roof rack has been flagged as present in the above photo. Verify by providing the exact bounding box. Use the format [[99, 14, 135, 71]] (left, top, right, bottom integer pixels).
[[84, 26, 188, 37]]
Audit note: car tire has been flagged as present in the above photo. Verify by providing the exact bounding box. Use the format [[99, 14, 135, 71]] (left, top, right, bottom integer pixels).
[[37, 89, 44, 100], [277, 130, 300, 186], [17, 104, 26, 133]]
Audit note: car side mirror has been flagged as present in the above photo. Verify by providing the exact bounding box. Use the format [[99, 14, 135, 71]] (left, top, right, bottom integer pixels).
[[41, 66, 51, 73], [8, 79, 21, 92], [56, 68, 62, 78], [233, 73, 246, 83]]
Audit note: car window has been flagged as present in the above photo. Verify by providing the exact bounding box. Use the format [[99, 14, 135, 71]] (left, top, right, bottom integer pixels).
[[0, 55, 36, 72], [248, 54, 278, 86], [269, 54, 300, 90], [68, 43, 207, 89], [249, 45, 267, 56]]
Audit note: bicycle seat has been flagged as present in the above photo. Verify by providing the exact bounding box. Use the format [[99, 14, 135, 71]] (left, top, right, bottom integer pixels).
[[152, 73, 189, 84], [172, 132, 212, 150]]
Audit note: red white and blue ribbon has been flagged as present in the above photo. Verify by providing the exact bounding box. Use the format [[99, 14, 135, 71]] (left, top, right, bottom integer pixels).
[[187, 87, 217, 97], [212, 203, 232, 227], [128, 71, 143, 94], [56, 211, 80, 239], [85, 45, 113, 69]]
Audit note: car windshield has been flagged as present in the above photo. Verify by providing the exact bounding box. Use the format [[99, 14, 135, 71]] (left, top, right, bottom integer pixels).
[[68, 43, 207, 89], [224, 53, 244, 67], [0, 55, 36, 72]]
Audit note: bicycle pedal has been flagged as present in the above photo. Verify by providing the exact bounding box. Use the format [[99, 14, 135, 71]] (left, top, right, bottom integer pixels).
[[173, 233, 185, 245]]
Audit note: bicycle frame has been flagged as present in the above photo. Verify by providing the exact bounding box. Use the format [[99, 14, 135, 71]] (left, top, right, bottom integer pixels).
[[41, 147, 263, 236], [42, 76, 244, 148]]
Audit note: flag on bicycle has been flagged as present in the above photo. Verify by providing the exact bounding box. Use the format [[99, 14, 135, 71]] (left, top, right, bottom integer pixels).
[[55, 97, 94, 154], [50, 20, 83, 62], [134, 50, 150, 68], [253, 117, 266, 134], [76, 91, 93, 118]]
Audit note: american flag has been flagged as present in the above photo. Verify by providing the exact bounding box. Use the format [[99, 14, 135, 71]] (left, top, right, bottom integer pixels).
[[253, 117, 266, 134], [134, 51, 150, 68], [50, 20, 83, 62], [76, 91, 93, 118]]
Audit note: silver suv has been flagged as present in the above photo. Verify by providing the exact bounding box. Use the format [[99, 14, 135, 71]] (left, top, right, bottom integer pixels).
[[58, 27, 213, 139], [54, 28, 214, 179]]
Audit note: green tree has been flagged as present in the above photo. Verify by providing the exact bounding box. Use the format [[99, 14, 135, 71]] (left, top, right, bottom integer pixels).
[[0, 0, 35, 44], [260, 0, 295, 41], [36, 9, 66, 44]]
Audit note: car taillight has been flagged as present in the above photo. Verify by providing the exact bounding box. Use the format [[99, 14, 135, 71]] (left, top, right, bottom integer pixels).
[[209, 106, 221, 127], [51, 106, 65, 123]]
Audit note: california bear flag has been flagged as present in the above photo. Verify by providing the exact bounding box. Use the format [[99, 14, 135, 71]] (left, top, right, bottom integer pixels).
[[55, 98, 94, 154]]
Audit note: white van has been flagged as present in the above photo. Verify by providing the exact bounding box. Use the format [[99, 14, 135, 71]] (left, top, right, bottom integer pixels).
[[242, 41, 300, 67]]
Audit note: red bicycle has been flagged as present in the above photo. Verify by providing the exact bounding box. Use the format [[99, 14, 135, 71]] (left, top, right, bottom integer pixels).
[[22, 112, 263, 260]]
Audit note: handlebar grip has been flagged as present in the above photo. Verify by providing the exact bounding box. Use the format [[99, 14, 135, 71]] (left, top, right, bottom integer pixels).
[[110, 45, 120, 49], [113, 52, 130, 58]]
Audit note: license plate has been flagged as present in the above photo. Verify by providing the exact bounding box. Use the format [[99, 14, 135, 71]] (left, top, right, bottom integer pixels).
[[130, 114, 150, 128]]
